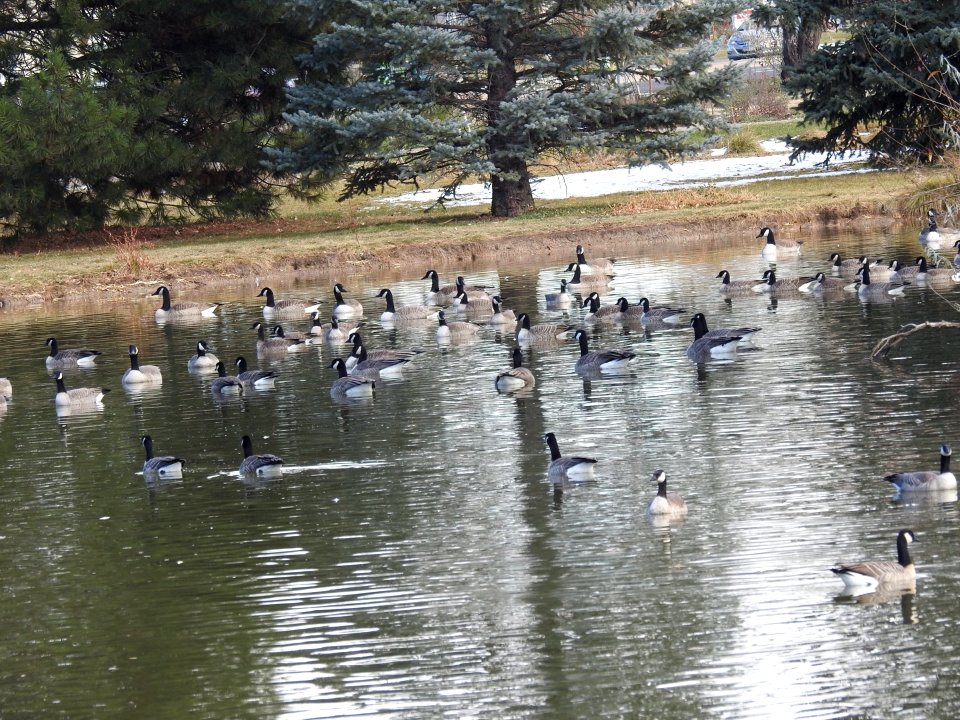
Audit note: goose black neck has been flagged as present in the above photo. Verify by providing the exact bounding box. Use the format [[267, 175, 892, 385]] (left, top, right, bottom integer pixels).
[[587, 296, 601, 312], [158, 288, 171, 311], [333, 286, 345, 304], [765, 272, 777, 285], [576, 332, 590, 356], [897, 532, 913, 567], [350, 333, 363, 349], [129, 352, 141, 371], [47, 338, 59, 357], [571, 265, 582, 282], [615, 297, 629, 312], [143, 436, 154, 460], [720, 272, 730, 285], [545, 434, 562, 461], [357, 346, 368, 362], [197, 343, 207, 357], [766, 235, 776, 246], [236, 357, 248, 373], [860, 267, 871, 285], [692, 314, 709, 340], [918, 257, 928, 272], [334, 360, 349, 378], [657, 480, 668, 498], [941, 451, 951, 474], [438, 313, 448, 327], [577, 250, 587, 264], [55, 374, 66, 393], [263, 288, 276, 307], [382, 290, 396, 313], [832, 255, 841, 267], [427, 272, 440, 293], [216, 363, 228, 377], [241, 436, 254, 459], [518, 314, 531, 330], [256, 324, 267, 340], [512, 348, 523, 368]]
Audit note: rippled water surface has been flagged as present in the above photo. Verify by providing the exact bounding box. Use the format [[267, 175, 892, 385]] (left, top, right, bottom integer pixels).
[[3, 225, 960, 719]]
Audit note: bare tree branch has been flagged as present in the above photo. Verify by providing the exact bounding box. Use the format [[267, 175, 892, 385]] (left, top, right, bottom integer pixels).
[[871, 321, 960, 359]]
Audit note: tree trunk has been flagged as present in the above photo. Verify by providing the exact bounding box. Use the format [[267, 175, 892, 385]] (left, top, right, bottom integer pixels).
[[485, 21, 535, 218], [781, 15, 827, 82]]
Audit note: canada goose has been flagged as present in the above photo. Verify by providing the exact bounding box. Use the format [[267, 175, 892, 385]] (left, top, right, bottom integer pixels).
[[543, 432, 597, 480], [376, 288, 438, 323], [421, 270, 461, 305], [829, 252, 865, 279], [489, 296, 518, 325], [451, 277, 493, 306], [831, 529, 917, 591], [575, 244, 615, 276], [332, 283, 364, 319], [310, 313, 356, 344], [0, 377, 11, 399], [271, 324, 309, 342], [582, 293, 620, 323], [122, 345, 163, 386], [54, 372, 109, 408], [686, 315, 742, 361], [437, 310, 481, 341], [239, 435, 284, 477], [757, 226, 802, 261], [494, 348, 536, 392], [516, 313, 575, 344], [45, 337, 101, 368], [645, 470, 688, 517], [152, 285, 220, 321], [573, 329, 636, 373], [715, 270, 759, 296], [328, 358, 376, 398], [257, 287, 321, 317], [922, 209, 960, 249], [566, 263, 611, 289], [613, 297, 648, 322], [350, 345, 410, 380], [544, 279, 573, 309], [689, 312, 759, 344], [252, 321, 306, 354], [914, 256, 958, 286], [798, 272, 849, 294], [885, 443, 957, 493], [211, 362, 244, 395], [918, 208, 937, 245], [887, 259, 919, 284], [857, 265, 907, 299], [344, 332, 421, 371], [235, 356, 277, 389], [140, 435, 185, 479], [455, 288, 494, 316], [751, 269, 805, 295], [637, 297, 684, 324], [187, 340, 219, 371]]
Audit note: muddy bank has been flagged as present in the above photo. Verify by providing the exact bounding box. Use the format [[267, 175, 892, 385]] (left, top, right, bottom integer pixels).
[[0, 205, 900, 309]]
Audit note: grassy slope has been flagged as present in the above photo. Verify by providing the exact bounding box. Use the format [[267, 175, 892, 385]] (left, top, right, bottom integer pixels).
[[0, 165, 931, 305]]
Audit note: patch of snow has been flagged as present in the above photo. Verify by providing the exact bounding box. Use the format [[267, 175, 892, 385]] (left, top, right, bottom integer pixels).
[[382, 143, 869, 208]]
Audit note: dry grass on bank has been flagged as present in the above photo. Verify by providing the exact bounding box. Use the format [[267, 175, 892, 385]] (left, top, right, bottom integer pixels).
[[0, 166, 941, 305]]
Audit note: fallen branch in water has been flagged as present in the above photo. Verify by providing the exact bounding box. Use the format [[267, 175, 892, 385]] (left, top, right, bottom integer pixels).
[[871, 320, 960, 358]]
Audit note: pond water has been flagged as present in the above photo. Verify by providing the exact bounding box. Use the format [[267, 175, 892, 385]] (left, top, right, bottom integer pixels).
[[2, 224, 960, 719]]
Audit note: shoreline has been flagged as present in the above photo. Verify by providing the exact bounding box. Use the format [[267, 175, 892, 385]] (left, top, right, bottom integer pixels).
[[0, 194, 903, 310]]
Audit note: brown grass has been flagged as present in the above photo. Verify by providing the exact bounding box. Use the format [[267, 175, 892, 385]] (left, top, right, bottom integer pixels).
[[609, 186, 758, 214]]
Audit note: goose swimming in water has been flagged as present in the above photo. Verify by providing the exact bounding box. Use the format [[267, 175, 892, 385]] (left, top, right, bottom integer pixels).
[[831, 529, 917, 592], [45, 337, 101, 368], [140, 435, 185, 479], [885, 443, 957, 493], [543, 432, 597, 481]]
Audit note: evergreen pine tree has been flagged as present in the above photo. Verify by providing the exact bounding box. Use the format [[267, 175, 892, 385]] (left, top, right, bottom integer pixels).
[[786, 0, 960, 163], [272, 0, 738, 218], [0, 0, 314, 235]]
